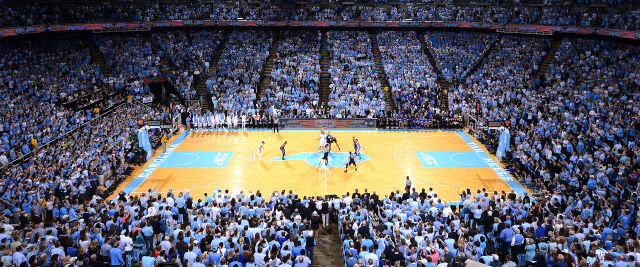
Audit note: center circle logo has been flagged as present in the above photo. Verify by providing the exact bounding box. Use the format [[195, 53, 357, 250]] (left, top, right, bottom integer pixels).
[[303, 152, 370, 168], [305, 152, 347, 167]]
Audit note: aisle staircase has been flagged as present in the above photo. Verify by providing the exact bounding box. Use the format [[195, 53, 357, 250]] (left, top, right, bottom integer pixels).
[[417, 32, 453, 90], [368, 31, 396, 112], [319, 31, 331, 106], [147, 34, 186, 103], [193, 31, 228, 111], [311, 230, 344, 267], [534, 37, 562, 81], [85, 37, 112, 76], [257, 32, 279, 102], [464, 35, 501, 80], [417, 32, 453, 110]]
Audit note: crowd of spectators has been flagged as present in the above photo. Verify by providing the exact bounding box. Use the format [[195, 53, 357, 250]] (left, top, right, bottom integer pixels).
[[426, 31, 497, 82], [437, 6, 535, 24], [377, 31, 441, 128], [577, 8, 640, 30], [1, 99, 170, 222], [1, 2, 640, 31], [153, 30, 224, 100], [540, 7, 579, 26], [207, 30, 271, 114], [260, 31, 321, 118], [0, 165, 636, 267], [517, 37, 640, 194], [428, 36, 640, 267], [0, 179, 334, 267], [0, 37, 105, 164], [448, 35, 550, 121], [97, 34, 160, 97], [0, 24, 639, 267], [337, 181, 639, 267], [327, 31, 385, 118]]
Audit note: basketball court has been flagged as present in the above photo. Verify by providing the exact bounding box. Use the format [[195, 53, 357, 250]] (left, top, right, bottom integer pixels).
[[113, 129, 529, 201]]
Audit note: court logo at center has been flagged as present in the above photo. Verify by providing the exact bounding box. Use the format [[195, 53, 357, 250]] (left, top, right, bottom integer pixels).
[[271, 152, 370, 167], [419, 152, 439, 167], [213, 152, 231, 167]]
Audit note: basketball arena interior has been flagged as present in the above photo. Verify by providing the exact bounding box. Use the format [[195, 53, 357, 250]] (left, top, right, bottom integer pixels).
[[0, 0, 639, 266]]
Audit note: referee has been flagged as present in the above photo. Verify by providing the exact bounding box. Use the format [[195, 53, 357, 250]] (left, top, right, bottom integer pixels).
[[273, 115, 280, 133], [280, 141, 287, 160], [405, 176, 411, 193]]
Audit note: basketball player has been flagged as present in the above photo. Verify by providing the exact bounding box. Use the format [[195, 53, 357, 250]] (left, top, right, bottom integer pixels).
[[318, 131, 326, 152], [322, 143, 330, 163], [241, 113, 246, 130], [280, 141, 287, 160], [196, 114, 203, 129], [353, 137, 362, 159], [215, 113, 221, 129], [208, 113, 214, 129], [226, 114, 232, 129], [327, 132, 340, 151], [344, 152, 357, 173], [232, 113, 239, 128], [319, 158, 331, 175], [258, 141, 265, 160]]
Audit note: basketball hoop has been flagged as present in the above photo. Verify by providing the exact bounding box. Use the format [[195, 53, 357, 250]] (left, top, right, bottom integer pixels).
[[323, 127, 328, 131]]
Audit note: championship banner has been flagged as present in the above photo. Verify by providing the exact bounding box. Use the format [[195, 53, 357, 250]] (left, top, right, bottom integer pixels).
[[280, 118, 376, 128]]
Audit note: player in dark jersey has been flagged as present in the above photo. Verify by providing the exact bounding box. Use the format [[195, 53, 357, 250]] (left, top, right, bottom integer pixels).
[[322, 143, 330, 162], [327, 133, 340, 151], [280, 141, 287, 160], [344, 152, 357, 173]]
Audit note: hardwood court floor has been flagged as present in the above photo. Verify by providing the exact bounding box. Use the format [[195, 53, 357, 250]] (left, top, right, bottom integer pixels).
[[113, 129, 529, 201]]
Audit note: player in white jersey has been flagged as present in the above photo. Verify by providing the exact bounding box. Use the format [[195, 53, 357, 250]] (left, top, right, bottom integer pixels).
[[196, 115, 203, 129], [232, 114, 238, 128], [258, 141, 265, 160], [203, 115, 207, 129], [353, 137, 362, 159], [319, 157, 331, 175], [202, 114, 207, 128], [226, 115, 232, 129], [203, 114, 208, 129], [207, 114, 214, 129], [191, 115, 197, 129], [318, 131, 326, 152], [241, 114, 246, 130], [215, 113, 222, 129]]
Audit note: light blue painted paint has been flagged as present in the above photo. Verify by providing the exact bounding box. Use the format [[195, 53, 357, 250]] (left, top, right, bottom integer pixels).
[[122, 130, 191, 194], [415, 151, 488, 168], [456, 130, 529, 198], [271, 152, 370, 167], [160, 151, 234, 168]]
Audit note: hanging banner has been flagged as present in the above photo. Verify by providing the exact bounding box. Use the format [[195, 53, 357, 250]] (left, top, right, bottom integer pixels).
[[0, 20, 638, 40], [137, 128, 153, 161], [280, 118, 377, 128], [496, 129, 510, 160]]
